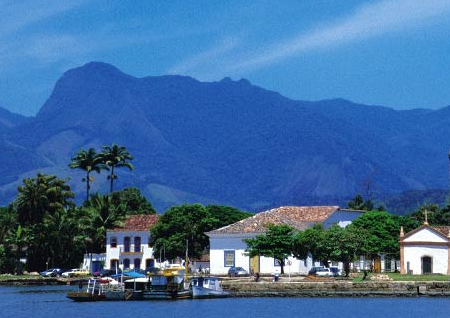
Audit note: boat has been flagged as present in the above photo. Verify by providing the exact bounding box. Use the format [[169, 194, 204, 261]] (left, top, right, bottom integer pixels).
[[143, 265, 192, 300], [67, 279, 106, 302], [191, 276, 230, 299], [104, 275, 148, 301]]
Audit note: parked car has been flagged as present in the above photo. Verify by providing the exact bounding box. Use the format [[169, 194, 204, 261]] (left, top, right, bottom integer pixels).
[[308, 266, 325, 275], [315, 268, 332, 277], [62, 268, 90, 278], [329, 266, 342, 277], [39, 268, 63, 277], [93, 268, 122, 277], [228, 266, 248, 277]]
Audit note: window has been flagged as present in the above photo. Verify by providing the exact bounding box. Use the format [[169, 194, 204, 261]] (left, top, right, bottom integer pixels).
[[274, 258, 280, 266], [134, 258, 141, 270], [224, 250, 235, 267], [110, 237, 117, 248], [124, 237, 130, 252], [123, 258, 130, 269], [134, 236, 141, 252]]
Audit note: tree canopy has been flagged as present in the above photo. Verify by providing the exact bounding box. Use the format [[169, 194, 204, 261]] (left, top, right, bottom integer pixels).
[[244, 224, 295, 274], [150, 204, 252, 261]]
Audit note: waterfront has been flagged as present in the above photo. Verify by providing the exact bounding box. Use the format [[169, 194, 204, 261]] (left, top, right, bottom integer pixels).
[[1, 285, 450, 318]]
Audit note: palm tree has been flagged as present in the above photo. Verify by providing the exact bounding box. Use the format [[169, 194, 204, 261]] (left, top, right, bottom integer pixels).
[[99, 143, 134, 193], [69, 148, 105, 201], [83, 193, 125, 253], [15, 173, 74, 226]]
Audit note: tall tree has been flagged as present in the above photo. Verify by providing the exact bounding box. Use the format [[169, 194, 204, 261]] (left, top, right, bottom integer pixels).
[[99, 143, 134, 193], [347, 194, 374, 211], [14, 173, 75, 270], [293, 224, 330, 266], [15, 173, 74, 226], [150, 204, 250, 261], [69, 148, 105, 201], [244, 224, 295, 274], [82, 193, 125, 253], [110, 187, 156, 215]]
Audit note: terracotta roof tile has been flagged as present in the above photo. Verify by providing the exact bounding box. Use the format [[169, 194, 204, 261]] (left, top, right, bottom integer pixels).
[[434, 226, 450, 237], [109, 214, 159, 232], [207, 206, 340, 234]]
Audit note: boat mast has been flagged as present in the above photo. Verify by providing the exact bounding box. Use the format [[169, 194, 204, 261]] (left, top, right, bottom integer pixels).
[[185, 239, 189, 282]]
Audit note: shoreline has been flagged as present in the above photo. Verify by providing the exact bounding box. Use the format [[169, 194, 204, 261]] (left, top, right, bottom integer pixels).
[[221, 279, 450, 297], [2, 276, 450, 297]]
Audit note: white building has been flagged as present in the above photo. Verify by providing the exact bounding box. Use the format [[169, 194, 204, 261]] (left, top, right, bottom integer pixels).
[[400, 220, 450, 275], [105, 214, 159, 271], [206, 206, 364, 276]]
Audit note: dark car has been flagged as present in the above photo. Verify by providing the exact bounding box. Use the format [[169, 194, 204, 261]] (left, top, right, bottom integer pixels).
[[39, 268, 63, 277], [228, 266, 248, 277]]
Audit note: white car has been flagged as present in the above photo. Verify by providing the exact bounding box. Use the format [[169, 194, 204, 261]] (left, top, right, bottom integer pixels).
[[315, 268, 332, 277], [62, 268, 89, 278]]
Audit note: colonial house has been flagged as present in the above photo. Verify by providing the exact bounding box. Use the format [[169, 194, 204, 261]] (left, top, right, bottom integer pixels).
[[400, 217, 450, 275], [105, 214, 159, 271], [206, 206, 364, 276]]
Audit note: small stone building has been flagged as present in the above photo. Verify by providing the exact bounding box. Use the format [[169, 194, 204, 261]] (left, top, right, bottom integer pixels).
[[400, 219, 450, 275]]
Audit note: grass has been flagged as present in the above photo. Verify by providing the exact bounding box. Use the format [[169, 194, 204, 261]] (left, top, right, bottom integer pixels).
[[349, 272, 450, 282]]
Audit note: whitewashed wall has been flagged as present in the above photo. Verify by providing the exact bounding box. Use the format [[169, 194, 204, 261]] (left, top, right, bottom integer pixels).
[[403, 227, 449, 275], [105, 230, 155, 270], [209, 234, 313, 275], [403, 245, 448, 275]]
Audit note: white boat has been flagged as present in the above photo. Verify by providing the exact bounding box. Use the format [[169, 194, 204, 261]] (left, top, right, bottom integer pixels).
[[191, 276, 229, 299]]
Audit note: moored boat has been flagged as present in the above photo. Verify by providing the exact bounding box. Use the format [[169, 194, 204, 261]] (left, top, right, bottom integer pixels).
[[143, 265, 192, 300], [67, 279, 106, 302], [191, 276, 229, 299]]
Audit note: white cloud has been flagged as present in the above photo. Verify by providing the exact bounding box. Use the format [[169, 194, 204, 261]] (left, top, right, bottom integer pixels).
[[227, 0, 450, 73], [0, 0, 89, 37], [167, 37, 240, 75]]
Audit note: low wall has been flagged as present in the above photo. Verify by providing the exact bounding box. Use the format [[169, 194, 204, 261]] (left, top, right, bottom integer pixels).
[[221, 280, 450, 297]]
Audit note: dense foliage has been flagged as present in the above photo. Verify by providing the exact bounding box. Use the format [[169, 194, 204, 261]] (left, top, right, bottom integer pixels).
[[0, 167, 157, 273], [244, 224, 295, 274], [150, 204, 252, 261]]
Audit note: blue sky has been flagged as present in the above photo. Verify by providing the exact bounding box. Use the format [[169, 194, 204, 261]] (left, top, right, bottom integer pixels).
[[2, 0, 450, 116]]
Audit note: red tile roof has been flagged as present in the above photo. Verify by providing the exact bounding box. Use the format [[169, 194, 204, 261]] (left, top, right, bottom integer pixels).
[[109, 214, 159, 232], [433, 226, 450, 237], [207, 206, 340, 235]]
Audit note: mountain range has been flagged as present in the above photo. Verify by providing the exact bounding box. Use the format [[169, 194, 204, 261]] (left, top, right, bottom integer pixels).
[[1, 62, 449, 213]]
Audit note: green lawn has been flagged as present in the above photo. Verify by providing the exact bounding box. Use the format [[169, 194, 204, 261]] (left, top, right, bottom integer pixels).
[[350, 272, 450, 282]]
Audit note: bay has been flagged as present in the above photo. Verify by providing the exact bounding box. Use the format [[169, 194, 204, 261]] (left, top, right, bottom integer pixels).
[[1, 285, 450, 318]]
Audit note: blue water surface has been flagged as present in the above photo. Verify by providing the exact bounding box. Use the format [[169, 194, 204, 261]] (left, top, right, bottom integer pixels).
[[1, 285, 450, 318]]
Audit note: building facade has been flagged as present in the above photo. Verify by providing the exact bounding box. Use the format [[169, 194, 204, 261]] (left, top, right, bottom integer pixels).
[[105, 214, 159, 271], [400, 222, 450, 275], [206, 206, 364, 276]]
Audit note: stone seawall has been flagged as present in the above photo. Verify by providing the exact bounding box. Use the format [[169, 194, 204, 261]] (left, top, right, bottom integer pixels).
[[221, 280, 450, 297]]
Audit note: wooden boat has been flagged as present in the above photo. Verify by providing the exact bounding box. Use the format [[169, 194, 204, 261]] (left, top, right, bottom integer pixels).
[[143, 265, 192, 300], [67, 279, 106, 302], [191, 276, 230, 299]]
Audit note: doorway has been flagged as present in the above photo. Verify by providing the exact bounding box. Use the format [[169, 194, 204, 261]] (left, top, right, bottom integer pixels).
[[250, 255, 260, 275], [422, 256, 432, 274]]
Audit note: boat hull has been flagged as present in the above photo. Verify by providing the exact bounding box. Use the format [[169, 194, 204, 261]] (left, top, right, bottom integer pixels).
[[143, 289, 192, 300], [66, 291, 105, 302], [192, 286, 230, 299]]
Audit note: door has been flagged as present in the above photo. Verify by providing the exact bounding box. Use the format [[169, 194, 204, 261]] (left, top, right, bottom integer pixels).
[[250, 255, 260, 275], [422, 256, 432, 274], [373, 256, 381, 273]]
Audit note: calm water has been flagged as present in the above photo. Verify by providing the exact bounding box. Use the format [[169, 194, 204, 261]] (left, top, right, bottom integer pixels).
[[1, 285, 450, 318]]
